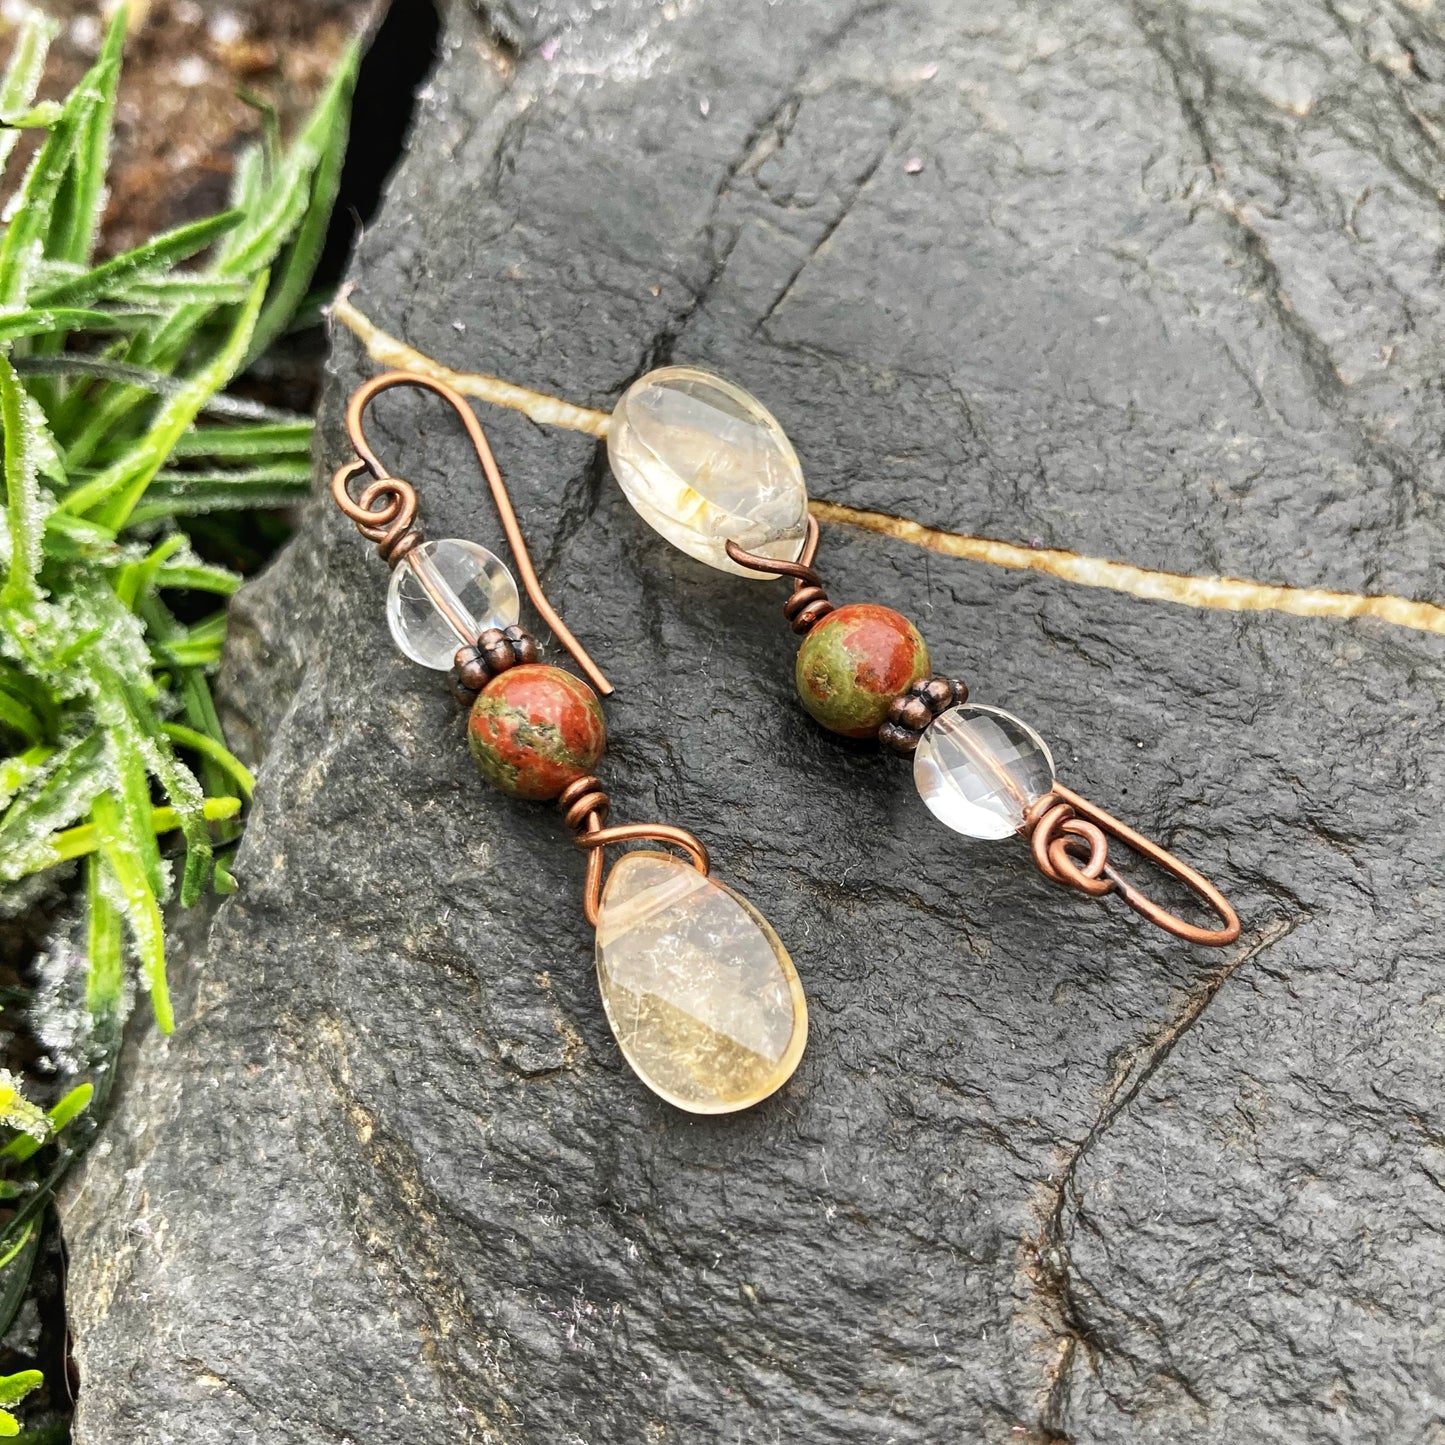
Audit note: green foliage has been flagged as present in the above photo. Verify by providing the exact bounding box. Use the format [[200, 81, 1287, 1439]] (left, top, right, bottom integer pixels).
[[0, 1077, 93, 1431], [0, 10, 357, 1428], [0, 1368, 42, 1435], [0, 6, 357, 1032], [0, 1074, 44, 1144]]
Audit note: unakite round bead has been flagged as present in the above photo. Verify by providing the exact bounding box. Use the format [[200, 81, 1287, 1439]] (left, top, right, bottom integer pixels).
[[794, 603, 930, 738], [468, 664, 606, 800]]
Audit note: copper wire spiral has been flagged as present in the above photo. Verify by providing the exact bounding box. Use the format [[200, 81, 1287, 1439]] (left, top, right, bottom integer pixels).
[[558, 776, 711, 927], [1020, 785, 1240, 946], [558, 775, 611, 833], [330, 458, 423, 567], [1024, 799, 1115, 898]]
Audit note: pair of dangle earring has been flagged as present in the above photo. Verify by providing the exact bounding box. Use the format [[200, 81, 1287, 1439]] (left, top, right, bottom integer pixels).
[[333, 365, 1239, 1115], [605, 367, 1240, 948], [333, 373, 807, 1114]]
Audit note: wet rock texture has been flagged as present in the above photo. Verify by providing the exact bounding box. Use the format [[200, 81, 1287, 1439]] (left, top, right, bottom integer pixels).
[[61, 0, 1445, 1440]]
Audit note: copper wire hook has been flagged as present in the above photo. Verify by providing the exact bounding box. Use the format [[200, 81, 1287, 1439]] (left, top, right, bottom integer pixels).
[[335, 371, 613, 696], [724, 514, 823, 585], [555, 776, 711, 925], [1021, 784, 1240, 946]]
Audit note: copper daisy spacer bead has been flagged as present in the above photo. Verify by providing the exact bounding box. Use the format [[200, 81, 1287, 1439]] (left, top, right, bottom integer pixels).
[[878, 674, 969, 756], [449, 624, 541, 704]]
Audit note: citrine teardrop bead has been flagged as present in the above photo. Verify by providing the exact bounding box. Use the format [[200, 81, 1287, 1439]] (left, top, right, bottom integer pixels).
[[594, 851, 807, 1113]]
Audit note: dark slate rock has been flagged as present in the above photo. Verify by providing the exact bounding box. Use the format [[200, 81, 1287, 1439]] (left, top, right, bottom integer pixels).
[[62, 0, 1445, 1440]]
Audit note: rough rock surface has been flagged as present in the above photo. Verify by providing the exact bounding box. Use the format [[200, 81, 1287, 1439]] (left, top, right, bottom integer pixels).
[[62, 0, 1445, 1440]]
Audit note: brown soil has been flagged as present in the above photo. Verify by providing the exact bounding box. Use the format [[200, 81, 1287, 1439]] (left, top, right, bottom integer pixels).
[[1, 0, 382, 255]]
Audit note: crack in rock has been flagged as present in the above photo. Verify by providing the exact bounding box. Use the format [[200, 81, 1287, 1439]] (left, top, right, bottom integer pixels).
[[1020, 915, 1304, 1439]]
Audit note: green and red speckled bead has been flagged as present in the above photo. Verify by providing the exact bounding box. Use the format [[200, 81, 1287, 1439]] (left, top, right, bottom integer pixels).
[[794, 603, 931, 738], [468, 663, 606, 800]]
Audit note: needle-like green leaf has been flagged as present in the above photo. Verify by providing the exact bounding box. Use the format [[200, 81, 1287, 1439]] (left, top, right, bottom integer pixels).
[[90, 791, 171, 1034], [0, 306, 154, 342], [169, 421, 312, 460], [83, 851, 123, 1020], [0, 9, 122, 306], [0, 10, 58, 179], [46, 8, 125, 267], [128, 461, 312, 523], [0, 351, 57, 608], [29, 210, 242, 310], [246, 41, 360, 361], [0, 1083, 92, 1165], [58, 270, 268, 529]]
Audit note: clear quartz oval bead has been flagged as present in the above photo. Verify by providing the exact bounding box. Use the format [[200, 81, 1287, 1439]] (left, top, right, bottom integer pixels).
[[595, 851, 808, 1114], [607, 366, 809, 577], [914, 704, 1056, 840], [385, 538, 521, 670]]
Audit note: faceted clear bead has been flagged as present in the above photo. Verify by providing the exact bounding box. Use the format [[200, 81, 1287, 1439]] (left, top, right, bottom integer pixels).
[[914, 704, 1056, 840], [595, 851, 808, 1114], [385, 538, 521, 670], [607, 366, 809, 577]]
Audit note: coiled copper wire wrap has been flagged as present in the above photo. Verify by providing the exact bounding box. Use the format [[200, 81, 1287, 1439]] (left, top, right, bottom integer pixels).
[[725, 516, 835, 634], [1020, 784, 1240, 946], [330, 457, 423, 567], [558, 775, 611, 833], [558, 776, 711, 927]]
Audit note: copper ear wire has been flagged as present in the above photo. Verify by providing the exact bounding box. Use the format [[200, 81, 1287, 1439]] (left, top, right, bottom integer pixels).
[[333, 372, 715, 932], [331, 371, 613, 696], [1021, 786, 1240, 946]]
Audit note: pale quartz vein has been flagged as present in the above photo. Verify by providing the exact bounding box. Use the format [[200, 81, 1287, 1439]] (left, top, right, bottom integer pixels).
[[332, 299, 1445, 637]]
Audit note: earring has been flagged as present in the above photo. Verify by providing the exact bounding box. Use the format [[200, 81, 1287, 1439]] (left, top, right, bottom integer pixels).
[[604, 367, 1239, 947], [331, 372, 807, 1112]]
